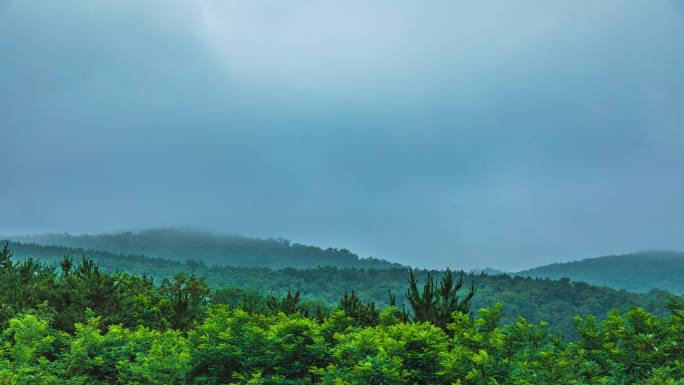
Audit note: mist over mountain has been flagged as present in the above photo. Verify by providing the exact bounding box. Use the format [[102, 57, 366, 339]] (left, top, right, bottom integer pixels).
[[2, 0, 684, 382], [3, 1, 684, 270], [8, 229, 684, 294], [7, 228, 399, 269]]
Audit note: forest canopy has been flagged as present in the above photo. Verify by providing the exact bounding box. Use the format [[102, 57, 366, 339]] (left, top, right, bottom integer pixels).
[[0, 243, 683, 384], [5, 241, 675, 338]]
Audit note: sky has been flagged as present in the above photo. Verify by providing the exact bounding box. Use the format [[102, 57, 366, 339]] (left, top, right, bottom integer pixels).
[[1, 1, 683, 270]]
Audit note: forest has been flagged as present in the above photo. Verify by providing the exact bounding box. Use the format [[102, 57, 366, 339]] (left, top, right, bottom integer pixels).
[[5, 0, 683, 383], [6, 241, 674, 338], [1, 243, 683, 384]]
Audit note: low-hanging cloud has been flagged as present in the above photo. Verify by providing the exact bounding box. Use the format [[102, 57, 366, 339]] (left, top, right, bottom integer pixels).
[[1, 0, 683, 270]]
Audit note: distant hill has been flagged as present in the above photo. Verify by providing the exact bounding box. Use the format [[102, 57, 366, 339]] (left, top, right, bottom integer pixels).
[[2, 241, 675, 339], [6, 229, 401, 269], [517, 251, 684, 294], [470, 267, 507, 275]]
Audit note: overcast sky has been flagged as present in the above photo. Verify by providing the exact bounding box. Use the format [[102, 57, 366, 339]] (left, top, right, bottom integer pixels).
[[1, 1, 683, 270]]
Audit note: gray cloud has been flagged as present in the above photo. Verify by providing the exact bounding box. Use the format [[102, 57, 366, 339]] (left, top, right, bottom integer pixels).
[[1, 0, 683, 270]]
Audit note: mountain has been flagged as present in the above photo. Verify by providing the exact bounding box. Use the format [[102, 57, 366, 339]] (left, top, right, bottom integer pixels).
[[517, 250, 684, 294], [6, 229, 401, 269], [9, 230, 682, 294], [3, 241, 674, 338]]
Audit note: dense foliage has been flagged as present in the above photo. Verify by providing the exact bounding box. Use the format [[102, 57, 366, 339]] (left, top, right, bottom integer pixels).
[[518, 251, 684, 294], [1, 244, 683, 384], [7, 242, 673, 338], [8, 229, 400, 269]]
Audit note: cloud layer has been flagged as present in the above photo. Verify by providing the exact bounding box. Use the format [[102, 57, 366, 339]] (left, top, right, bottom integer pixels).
[[2, 0, 683, 269]]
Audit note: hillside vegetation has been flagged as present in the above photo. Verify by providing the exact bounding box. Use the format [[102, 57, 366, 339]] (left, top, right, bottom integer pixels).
[[7, 229, 400, 269], [518, 251, 684, 294], [6, 241, 674, 338], [1, 244, 682, 384]]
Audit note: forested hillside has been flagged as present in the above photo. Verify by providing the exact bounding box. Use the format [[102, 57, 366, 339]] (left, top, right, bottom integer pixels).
[[7, 229, 399, 269], [1, 243, 683, 384], [518, 251, 684, 294], [6, 241, 674, 338]]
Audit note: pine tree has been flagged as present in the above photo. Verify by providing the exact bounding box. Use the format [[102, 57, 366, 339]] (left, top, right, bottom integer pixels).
[[405, 269, 476, 330], [267, 289, 306, 316], [0, 241, 12, 269], [339, 291, 379, 326]]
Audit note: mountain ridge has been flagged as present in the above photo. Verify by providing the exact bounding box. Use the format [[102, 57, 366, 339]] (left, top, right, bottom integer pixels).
[[517, 250, 684, 294], [6, 228, 400, 270], [6, 229, 684, 294]]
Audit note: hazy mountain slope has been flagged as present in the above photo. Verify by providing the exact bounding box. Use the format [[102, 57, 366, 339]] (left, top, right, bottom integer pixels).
[[517, 251, 684, 294], [4, 241, 674, 338], [7, 229, 400, 269]]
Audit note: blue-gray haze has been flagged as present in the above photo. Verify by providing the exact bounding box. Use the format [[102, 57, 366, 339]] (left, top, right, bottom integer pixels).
[[1, 1, 683, 270]]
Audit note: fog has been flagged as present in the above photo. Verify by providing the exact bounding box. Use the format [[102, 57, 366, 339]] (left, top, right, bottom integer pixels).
[[1, 0, 683, 270]]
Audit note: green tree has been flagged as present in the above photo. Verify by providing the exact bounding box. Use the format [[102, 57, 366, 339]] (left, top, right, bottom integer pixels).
[[405, 269, 476, 331], [338, 291, 379, 327], [158, 273, 211, 330], [266, 290, 307, 316]]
